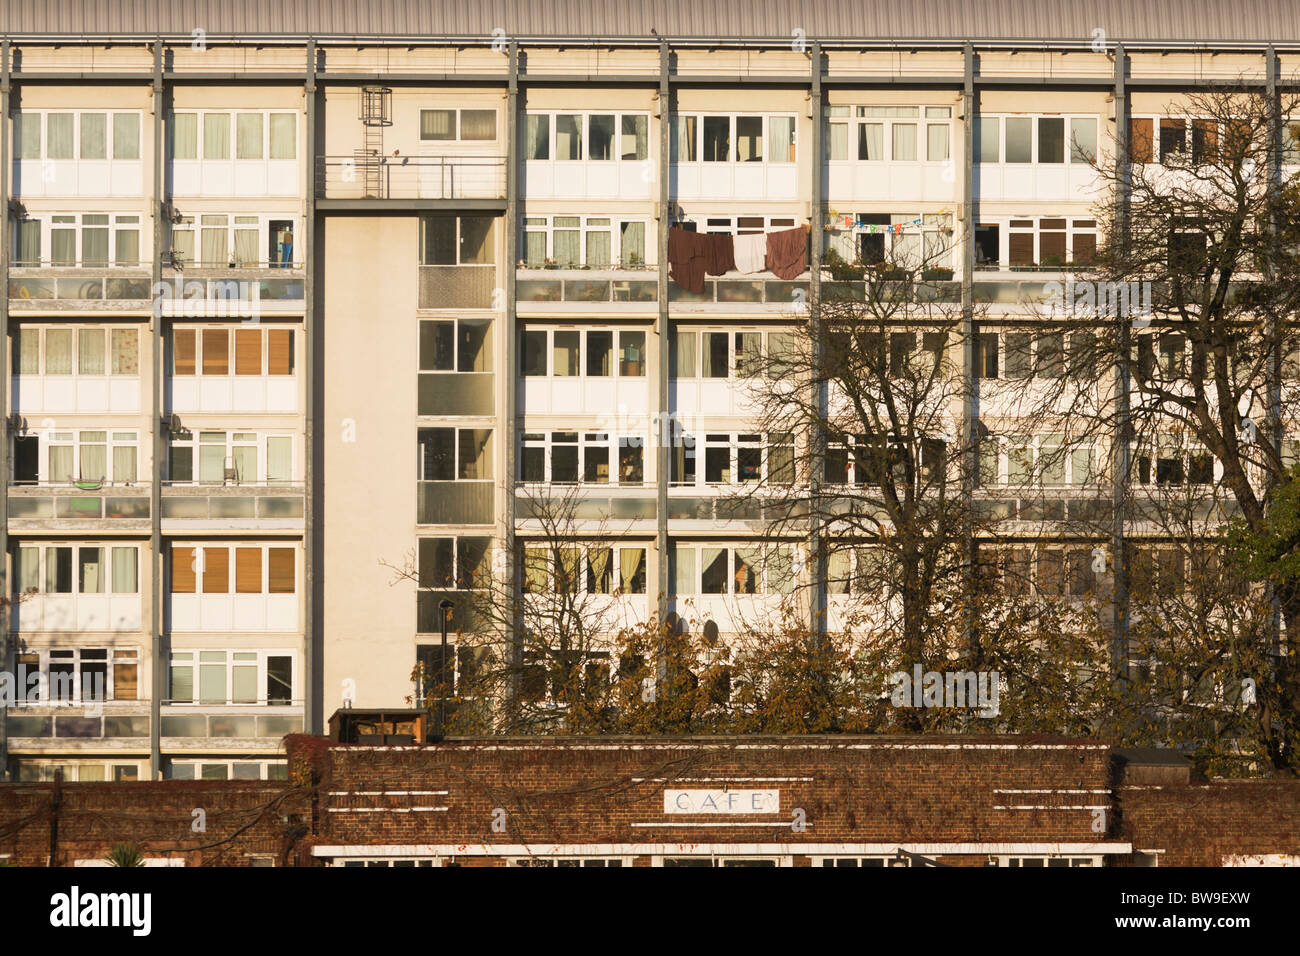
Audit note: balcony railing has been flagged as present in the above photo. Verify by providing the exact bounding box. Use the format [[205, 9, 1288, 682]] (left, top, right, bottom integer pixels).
[[160, 483, 305, 521], [316, 154, 506, 200], [8, 484, 151, 522]]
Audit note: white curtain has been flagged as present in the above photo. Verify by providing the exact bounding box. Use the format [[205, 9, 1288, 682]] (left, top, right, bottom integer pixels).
[[48, 445, 74, 482], [525, 114, 549, 160], [47, 114, 74, 159], [79, 329, 105, 375], [202, 215, 228, 265], [233, 226, 259, 266], [16, 329, 39, 374], [18, 220, 40, 265], [45, 329, 73, 374], [236, 113, 263, 159], [172, 113, 198, 159], [203, 113, 230, 160], [80, 113, 107, 159], [112, 547, 138, 593], [859, 123, 884, 160], [269, 113, 296, 159], [113, 445, 137, 482], [619, 221, 645, 266], [17, 112, 41, 159], [79, 433, 107, 481], [79, 548, 105, 593], [553, 227, 580, 266], [115, 228, 140, 266], [113, 113, 140, 159], [673, 330, 697, 377], [267, 437, 292, 483], [892, 123, 917, 161]]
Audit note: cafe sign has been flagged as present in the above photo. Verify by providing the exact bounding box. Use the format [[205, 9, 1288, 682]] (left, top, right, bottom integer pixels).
[[663, 789, 780, 814]]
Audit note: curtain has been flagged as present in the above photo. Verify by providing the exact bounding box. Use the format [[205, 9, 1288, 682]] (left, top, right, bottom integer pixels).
[[525, 114, 549, 160], [620, 548, 644, 593], [203, 113, 230, 159], [172, 229, 195, 264], [16, 329, 39, 374], [619, 221, 645, 267], [421, 109, 455, 140], [676, 116, 696, 162], [267, 436, 292, 483], [233, 445, 258, 482], [524, 230, 546, 266], [269, 113, 296, 159], [115, 228, 140, 267], [233, 225, 259, 265], [45, 329, 73, 374], [79, 433, 107, 481], [673, 545, 695, 594], [858, 123, 884, 160], [80, 113, 107, 159], [770, 116, 795, 162], [673, 330, 697, 377], [199, 654, 227, 704], [460, 109, 496, 140], [51, 228, 76, 266], [236, 113, 263, 159], [828, 123, 848, 161], [892, 123, 917, 161], [585, 228, 611, 267], [170, 659, 194, 703], [113, 113, 140, 159], [110, 548, 137, 594], [17, 112, 41, 159], [927, 123, 949, 162], [111, 329, 139, 375], [556, 115, 581, 160], [588, 548, 613, 593], [79, 329, 105, 375], [16, 547, 40, 593], [81, 218, 110, 267], [553, 221, 580, 265], [202, 215, 228, 265], [48, 445, 74, 482], [17, 220, 40, 265], [171, 113, 198, 159], [113, 444, 137, 483], [200, 440, 226, 483], [47, 114, 74, 159]]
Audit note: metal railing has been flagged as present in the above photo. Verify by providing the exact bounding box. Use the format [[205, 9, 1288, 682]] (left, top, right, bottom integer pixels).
[[316, 153, 506, 200]]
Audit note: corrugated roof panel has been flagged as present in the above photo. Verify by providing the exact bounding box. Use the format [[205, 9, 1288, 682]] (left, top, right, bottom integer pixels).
[[2, 0, 1300, 43]]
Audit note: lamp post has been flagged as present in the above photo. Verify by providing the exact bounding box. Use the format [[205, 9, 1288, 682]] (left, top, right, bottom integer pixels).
[[436, 599, 454, 741]]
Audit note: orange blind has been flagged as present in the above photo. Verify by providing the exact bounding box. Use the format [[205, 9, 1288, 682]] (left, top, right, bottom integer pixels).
[[112, 663, 138, 701], [202, 329, 229, 375], [268, 329, 292, 375], [173, 330, 196, 375], [268, 548, 295, 593], [171, 546, 196, 593], [235, 329, 262, 375], [235, 547, 263, 593], [1129, 118, 1153, 163], [201, 546, 229, 593]]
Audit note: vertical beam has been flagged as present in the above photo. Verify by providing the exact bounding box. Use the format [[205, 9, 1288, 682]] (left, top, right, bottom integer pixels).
[[0, 39, 12, 781], [1111, 43, 1131, 681], [961, 43, 977, 654], [1265, 45, 1283, 656], [303, 38, 319, 734], [149, 39, 165, 778], [656, 41, 670, 631], [503, 41, 521, 722], [808, 42, 826, 638]]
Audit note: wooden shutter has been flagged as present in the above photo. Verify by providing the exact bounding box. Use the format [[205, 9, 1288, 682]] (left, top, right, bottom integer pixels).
[[268, 329, 292, 375], [173, 329, 196, 375], [171, 545, 196, 592], [1129, 118, 1153, 163], [202, 329, 229, 375], [268, 548, 295, 593], [235, 547, 263, 593], [201, 546, 229, 593], [234, 329, 262, 375], [1073, 233, 1097, 263], [1008, 232, 1034, 266], [112, 662, 138, 701]]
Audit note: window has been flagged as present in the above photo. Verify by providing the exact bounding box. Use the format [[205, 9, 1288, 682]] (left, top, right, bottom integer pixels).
[[520, 544, 647, 595], [169, 212, 292, 268], [420, 108, 497, 141], [676, 114, 797, 165], [670, 432, 796, 487], [525, 110, 651, 162], [15, 111, 144, 163], [518, 328, 647, 378], [39, 429, 137, 485], [16, 648, 139, 704], [418, 428, 493, 481], [13, 214, 141, 267], [672, 543, 794, 595], [419, 214, 496, 265], [12, 544, 139, 597], [671, 328, 797, 380], [171, 328, 293, 376], [519, 432, 644, 486], [419, 319, 492, 372], [979, 114, 1099, 167], [13, 326, 139, 379], [168, 650, 295, 706], [167, 431, 293, 485], [170, 110, 296, 161], [521, 215, 649, 267], [988, 434, 1096, 487], [169, 544, 296, 596]]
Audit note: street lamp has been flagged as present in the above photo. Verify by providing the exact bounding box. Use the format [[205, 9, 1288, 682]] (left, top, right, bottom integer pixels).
[[435, 599, 454, 741]]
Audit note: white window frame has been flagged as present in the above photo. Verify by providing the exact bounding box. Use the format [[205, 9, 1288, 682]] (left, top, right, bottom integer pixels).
[[521, 214, 651, 268], [672, 543, 796, 596], [15, 213, 143, 268], [39, 428, 139, 486], [525, 110, 651, 163], [167, 648, 298, 707], [977, 113, 1100, 166], [15, 110, 144, 162], [673, 113, 798, 166], [13, 543, 141, 597], [16, 646, 140, 704], [166, 430, 295, 486]]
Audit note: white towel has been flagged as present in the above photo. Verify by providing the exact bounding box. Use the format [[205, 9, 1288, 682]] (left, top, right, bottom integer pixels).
[[733, 232, 767, 274]]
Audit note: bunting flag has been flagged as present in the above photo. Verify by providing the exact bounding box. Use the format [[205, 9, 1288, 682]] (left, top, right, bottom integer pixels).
[[847, 209, 951, 234]]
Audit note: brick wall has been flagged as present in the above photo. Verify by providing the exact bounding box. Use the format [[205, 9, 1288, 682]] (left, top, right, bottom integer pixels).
[[1116, 782, 1300, 866]]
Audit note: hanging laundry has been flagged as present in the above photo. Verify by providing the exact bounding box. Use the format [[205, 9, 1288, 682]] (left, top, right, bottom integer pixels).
[[668, 226, 707, 293], [702, 232, 736, 276], [733, 232, 767, 274], [765, 225, 809, 280]]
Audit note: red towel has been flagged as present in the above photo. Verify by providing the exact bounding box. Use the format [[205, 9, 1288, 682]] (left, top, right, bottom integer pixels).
[[668, 227, 708, 293], [702, 232, 736, 276], [765, 225, 808, 280]]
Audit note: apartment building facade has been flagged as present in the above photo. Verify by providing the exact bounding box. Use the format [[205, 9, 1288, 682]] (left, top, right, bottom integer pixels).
[[1, 2, 1299, 779]]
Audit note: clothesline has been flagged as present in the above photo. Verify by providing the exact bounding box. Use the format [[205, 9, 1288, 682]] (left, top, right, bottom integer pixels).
[[667, 224, 809, 293], [826, 208, 953, 234]]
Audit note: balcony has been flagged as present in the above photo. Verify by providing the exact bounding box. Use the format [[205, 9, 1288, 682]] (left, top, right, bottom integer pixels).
[[8, 267, 152, 311], [516, 268, 658, 312], [8, 483, 151, 531], [417, 480, 494, 525], [5, 703, 151, 747], [160, 704, 304, 748], [316, 154, 506, 206], [160, 483, 306, 531], [157, 265, 305, 316]]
